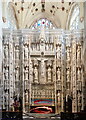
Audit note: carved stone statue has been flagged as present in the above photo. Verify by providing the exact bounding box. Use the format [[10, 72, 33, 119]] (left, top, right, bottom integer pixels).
[[66, 47, 70, 61], [4, 45, 8, 58], [34, 66, 38, 83], [24, 45, 28, 59], [57, 45, 61, 60], [77, 68, 81, 81], [25, 66, 28, 80], [25, 91, 28, 103], [6, 92, 9, 105], [66, 69, 70, 81], [38, 58, 47, 84], [47, 66, 52, 82], [15, 68, 19, 81], [57, 68, 61, 81], [5, 67, 9, 80], [29, 61, 33, 83], [15, 46, 19, 59]]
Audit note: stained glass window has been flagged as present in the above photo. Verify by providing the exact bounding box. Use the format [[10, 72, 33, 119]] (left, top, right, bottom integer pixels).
[[31, 18, 56, 29], [69, 5, 80, 30]]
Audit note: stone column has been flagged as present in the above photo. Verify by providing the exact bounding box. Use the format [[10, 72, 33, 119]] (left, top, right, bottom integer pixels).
[[71, 35, 77, 112]]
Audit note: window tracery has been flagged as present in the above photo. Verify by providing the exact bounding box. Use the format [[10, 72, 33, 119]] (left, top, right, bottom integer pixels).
[[30, 18, 56, 29]]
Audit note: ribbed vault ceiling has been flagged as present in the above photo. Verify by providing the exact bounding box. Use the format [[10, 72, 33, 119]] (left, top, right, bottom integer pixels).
[[8, 1, 75, 29]]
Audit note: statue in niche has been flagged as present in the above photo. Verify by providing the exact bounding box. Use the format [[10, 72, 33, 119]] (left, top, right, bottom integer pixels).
[[77, 45, 81, 63], [66, 47, 70, 61], [25, 91, 28, 103], [29, 61, 33, 83], [4, 45, 8, 59], [15, 46, 19, 59], [34, 66, 38, 83], [47, 66, 52, 82], [77, 68, 81, 81], [57, 68, 61, 81], [38, 58, 47, 84], [57, 45, 61, 60], [66, 69, 70, 81], [25, 66, 28, 80], [15, 67, 19, 81], [5, 92, 9, 105], [24, 45, 28, 59], [4, 67, 9, 80], [24, 80, 27, 90]]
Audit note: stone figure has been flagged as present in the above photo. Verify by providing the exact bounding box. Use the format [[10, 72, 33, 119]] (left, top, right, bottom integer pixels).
[[38, 58, 47, 83], [57, 45, 61, 60], [15, 68, 19, 80], [47, 66, 52, 82], [66, 69, 70, 81], [24, 80, 27, 90], [77, 68, 81, 81], [34, 66, 38, 83], [29, 61, 33, 83], [5, 67, 9, 80], [6, 92, 9, 105], [24, 45, 28, 59], [25, 91, 28, 103], [4, 45, 8, 58], [25, 66, 28, 80], [57, 68, 61, 81], [15, 46, 19, 59], [66, 47, 70, 61]]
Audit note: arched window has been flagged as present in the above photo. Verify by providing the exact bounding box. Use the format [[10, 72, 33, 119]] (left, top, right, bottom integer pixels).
[[30, 18, 56, 29], [69, 5, 80, 30]]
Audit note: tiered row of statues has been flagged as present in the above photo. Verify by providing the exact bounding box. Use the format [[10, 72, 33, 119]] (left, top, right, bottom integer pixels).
[[1, 28, 85, 113]]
